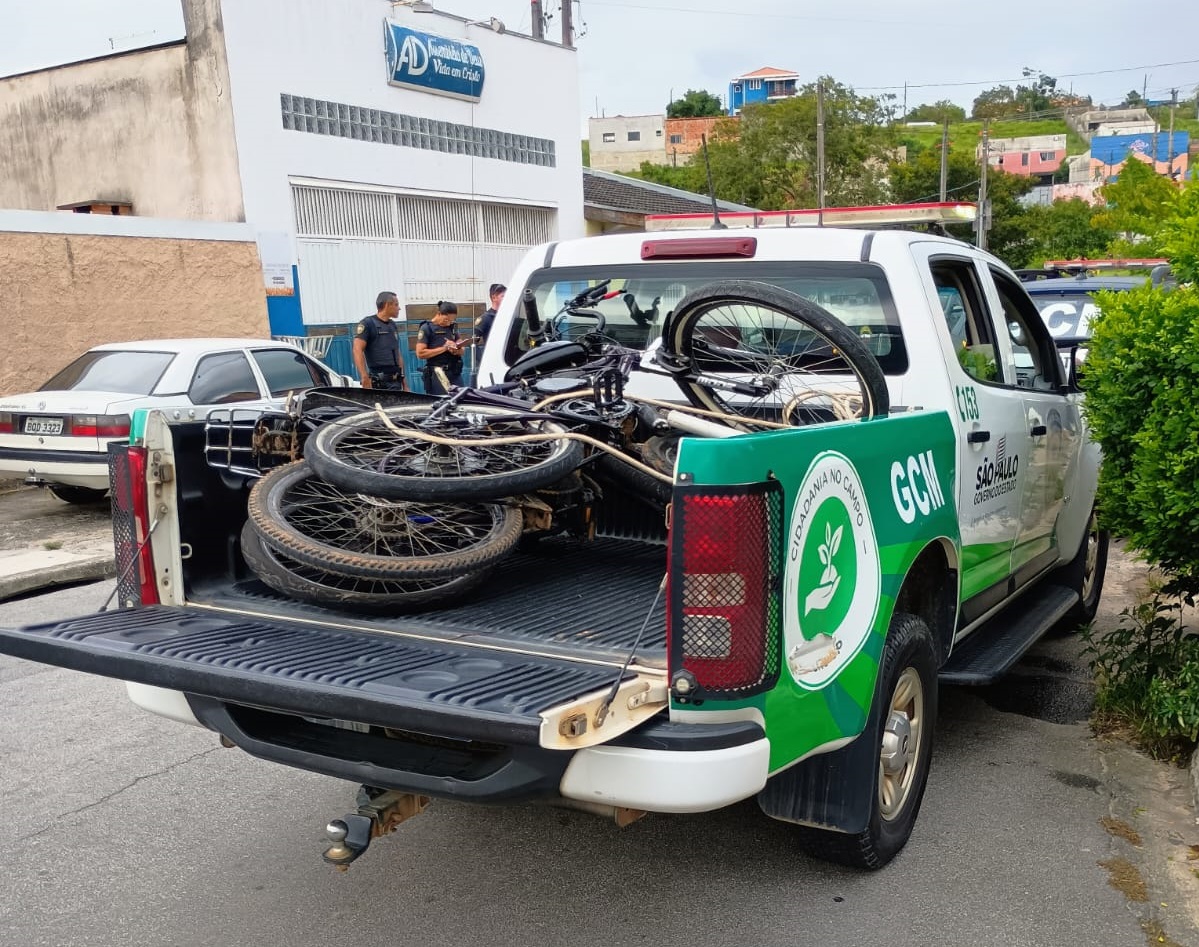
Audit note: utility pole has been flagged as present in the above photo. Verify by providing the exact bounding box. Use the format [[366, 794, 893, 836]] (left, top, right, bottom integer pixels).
[[560, 0, 573, 48], [531, 0, 544, 40], [976, 120, 990, 251], [939, 119, 949, 201], [902, 81, 908, 121], [1167, 88, 1178, 179], [816, 80, 826, 226]]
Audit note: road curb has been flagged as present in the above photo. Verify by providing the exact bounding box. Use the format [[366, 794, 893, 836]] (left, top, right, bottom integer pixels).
[[0, 550, 116, 601]]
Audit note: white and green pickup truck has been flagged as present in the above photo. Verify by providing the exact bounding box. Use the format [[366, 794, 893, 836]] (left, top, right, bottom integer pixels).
[[0, 226, 1106, 871]]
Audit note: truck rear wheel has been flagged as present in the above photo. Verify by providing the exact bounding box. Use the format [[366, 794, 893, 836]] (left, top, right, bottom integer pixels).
[[793, 612, 937, 869]]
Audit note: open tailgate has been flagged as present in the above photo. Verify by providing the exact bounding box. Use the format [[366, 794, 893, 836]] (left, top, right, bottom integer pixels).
[[0, 605, 667, 750]]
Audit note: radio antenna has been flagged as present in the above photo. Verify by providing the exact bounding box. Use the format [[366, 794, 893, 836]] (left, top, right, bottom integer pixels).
[[700, 134, 726, 230]]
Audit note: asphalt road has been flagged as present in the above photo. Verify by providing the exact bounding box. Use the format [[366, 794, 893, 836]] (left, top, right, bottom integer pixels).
[[4, 574, 1192, 947]]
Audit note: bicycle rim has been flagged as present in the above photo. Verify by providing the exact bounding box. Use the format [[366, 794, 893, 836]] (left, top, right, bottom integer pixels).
[[666, 280, 888, 426], [306, 404, 584, 501], [247, 462, 523, 580]]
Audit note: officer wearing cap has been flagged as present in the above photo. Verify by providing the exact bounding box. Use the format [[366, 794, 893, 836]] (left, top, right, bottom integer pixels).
[[353, 291, 407, 390], [475, 283, 506, 349], [416, 301, 470, 395]]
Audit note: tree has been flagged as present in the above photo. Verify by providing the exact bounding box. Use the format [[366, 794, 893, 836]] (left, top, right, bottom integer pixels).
[[1014, 69, 1057, 116], [887, 145, 1036, 265], [666, 89, 723, 119], [1120, 89, 1145, 108], [1093, 156, 1179, 248], [972, 85, 1019, 119], [1022, 198, 1115, 264], [905, 100, 966, 124]]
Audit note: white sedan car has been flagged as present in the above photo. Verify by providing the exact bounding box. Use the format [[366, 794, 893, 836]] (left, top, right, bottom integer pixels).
[[0, 338, 350, 503]]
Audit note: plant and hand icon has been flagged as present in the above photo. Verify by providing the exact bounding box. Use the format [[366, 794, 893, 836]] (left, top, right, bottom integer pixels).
[[804, 520, 843, 615]]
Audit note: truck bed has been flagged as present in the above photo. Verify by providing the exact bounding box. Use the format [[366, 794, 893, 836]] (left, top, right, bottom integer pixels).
[[188, 535, 668, 668]]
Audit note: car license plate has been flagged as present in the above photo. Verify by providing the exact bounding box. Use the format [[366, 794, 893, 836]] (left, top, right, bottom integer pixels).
[[23, 417, 64, 436]]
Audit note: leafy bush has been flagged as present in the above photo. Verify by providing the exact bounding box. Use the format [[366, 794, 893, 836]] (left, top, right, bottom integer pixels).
[[1083, 281, 1199, 584], [1082, 593, 1199, 758]]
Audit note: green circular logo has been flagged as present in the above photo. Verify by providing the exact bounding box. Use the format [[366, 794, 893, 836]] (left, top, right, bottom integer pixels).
[[797, 497, 857, 636]]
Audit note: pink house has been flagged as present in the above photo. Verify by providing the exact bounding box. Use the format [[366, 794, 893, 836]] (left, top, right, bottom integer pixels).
[[979, 134, 1066, 183]]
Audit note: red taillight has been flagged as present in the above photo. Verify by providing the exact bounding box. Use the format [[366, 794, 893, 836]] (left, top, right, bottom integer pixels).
[[112, 445, 159, 606], [0, 412, 12, 434], [667, 485, 781, 698], [71, 414, 131, 438]]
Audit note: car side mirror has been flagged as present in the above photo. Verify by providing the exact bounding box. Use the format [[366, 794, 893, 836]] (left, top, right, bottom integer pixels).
[[1065, 343, 1087, 392]]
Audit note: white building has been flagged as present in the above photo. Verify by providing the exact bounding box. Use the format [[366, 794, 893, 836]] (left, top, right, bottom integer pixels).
[[588, 115, 668, 172], [0, 0, 583, 341]]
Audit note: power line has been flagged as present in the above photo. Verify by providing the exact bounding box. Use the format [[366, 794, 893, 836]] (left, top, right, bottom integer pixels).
[[858, 58, 1199, 93]]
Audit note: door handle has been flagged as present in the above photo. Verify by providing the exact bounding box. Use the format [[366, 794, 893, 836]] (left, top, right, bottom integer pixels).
[[967, 430, 991, 444], [1030, 424, 1048, 436]]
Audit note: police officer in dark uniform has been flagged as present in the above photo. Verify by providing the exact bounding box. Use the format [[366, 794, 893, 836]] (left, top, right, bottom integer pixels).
[[416, 301, 470, 395], [474, 283, 506, 349], [353, 291, 407, 391]]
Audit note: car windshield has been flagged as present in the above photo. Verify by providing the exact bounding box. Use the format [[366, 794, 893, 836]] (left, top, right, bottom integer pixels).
[[40, 350, 176, 395], [1030, 293, 1102, 341], [511, 261, 906, 374]]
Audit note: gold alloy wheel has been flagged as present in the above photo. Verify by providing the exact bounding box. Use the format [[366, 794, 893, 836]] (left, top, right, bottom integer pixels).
[[878, 666, 925, 821], [1081, 511, 1100, 603]]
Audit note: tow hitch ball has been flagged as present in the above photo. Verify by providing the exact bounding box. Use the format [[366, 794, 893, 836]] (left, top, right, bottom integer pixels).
[[322, 788, 430, 870]]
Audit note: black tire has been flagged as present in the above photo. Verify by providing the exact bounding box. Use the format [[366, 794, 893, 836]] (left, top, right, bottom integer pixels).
[[305, 404, 584, 501], [593, 450, 672, 509], [1052, 504, 1109, 631], [49, 485, 109, 504], [794, 612, 938, 869], [240, 523, 488, 612], [659, 280, 889, 425], [246, 462, 523, 580]]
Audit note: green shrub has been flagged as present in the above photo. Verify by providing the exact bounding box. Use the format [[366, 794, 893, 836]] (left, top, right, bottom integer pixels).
[[1084, 279, 1199, 587]]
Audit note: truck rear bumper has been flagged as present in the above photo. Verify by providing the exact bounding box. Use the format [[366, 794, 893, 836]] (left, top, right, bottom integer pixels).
[[560, 739, 771, 813]]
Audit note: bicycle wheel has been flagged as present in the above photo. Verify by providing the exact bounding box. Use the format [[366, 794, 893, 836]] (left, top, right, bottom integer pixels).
[[247, 462, 523, 580], [660, 280, 889, 425], [305, 403, 584, 501], [240, 522, 488, 612]]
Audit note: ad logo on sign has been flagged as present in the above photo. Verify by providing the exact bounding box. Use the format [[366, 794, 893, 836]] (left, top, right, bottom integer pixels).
[[783, 451, 881, 690], [384, 21, 486, 102]]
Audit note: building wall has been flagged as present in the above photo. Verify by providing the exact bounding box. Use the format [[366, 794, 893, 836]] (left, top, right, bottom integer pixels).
[[0, 0, 244, 222], [0, 211, 268, 396], [1094, 121, 1157, 137], [983, 134, 1066, 177], [1052, 182, 1103, 205], [588, 115, 667, 171], [220, 1, 584, 246], [1089, 132, 1190, 181], [1090, 150, 1190, 183], [664, 116, 733, 160]]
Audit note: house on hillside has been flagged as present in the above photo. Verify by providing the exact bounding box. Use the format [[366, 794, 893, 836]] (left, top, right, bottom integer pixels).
[[728, 67, 799, 114], [588, 115, 667, 172], [1090, 132, 1189, 182], [979, 134, 1066, 185]]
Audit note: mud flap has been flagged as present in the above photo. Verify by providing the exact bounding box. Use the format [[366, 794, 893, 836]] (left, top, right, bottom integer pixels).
[[756, 731, 874, 834]]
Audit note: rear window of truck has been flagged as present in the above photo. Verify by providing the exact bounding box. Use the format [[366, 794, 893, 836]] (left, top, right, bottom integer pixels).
[[507, 261, 907, 374]]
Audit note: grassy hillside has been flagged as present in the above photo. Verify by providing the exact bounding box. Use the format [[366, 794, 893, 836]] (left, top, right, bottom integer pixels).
[[898, 119, 1087, 158]]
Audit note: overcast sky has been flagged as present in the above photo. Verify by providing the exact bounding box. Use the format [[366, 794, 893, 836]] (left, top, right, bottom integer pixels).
[[6, 0, 1199, 128]]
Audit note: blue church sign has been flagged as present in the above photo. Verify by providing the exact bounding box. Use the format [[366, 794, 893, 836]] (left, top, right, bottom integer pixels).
[[384, 21, 485, 102]]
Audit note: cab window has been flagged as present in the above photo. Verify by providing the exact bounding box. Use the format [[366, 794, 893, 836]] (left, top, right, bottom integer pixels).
[[989, 270, 1063, 391], [930, 259, 1004, 384]]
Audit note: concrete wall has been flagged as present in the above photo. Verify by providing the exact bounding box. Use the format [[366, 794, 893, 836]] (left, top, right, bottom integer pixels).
[[0, 212, 268, 396], [588, 115, 667, 171], [0, 0, 244, 222]]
